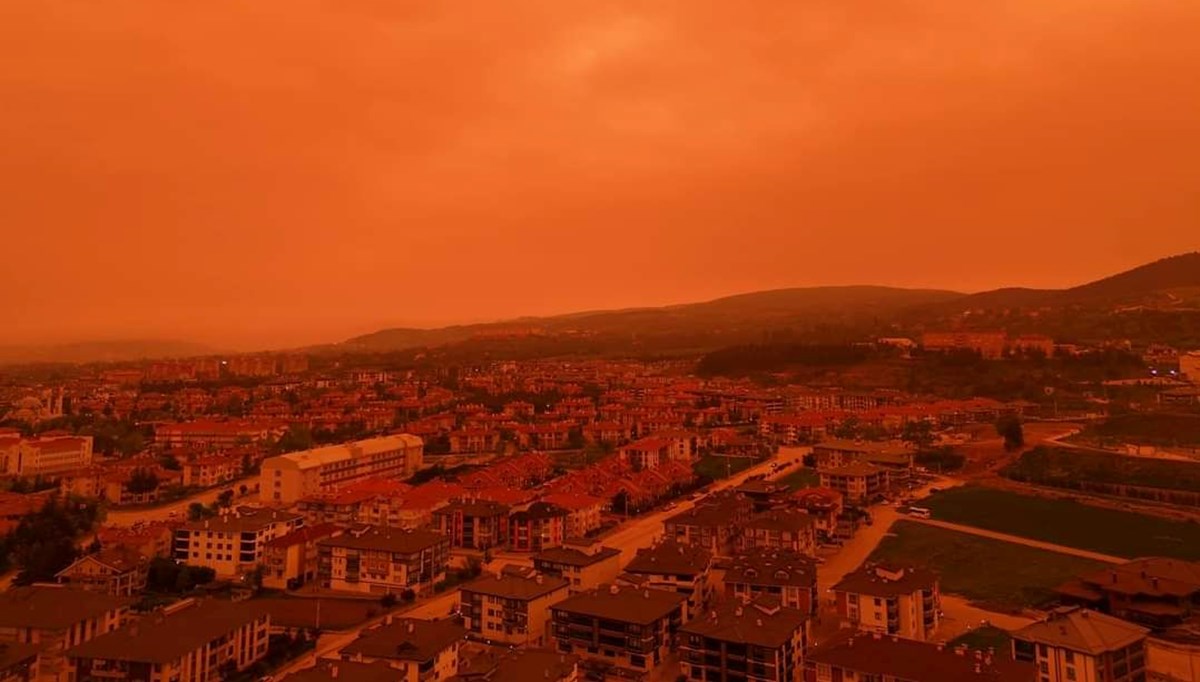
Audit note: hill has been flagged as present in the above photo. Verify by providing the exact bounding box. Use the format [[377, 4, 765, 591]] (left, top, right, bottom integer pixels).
[[344, 286, 965, 353]]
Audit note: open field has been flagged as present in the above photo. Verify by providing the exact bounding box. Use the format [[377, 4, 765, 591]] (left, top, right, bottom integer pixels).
[[868, 521, 1109, 612], [1004, 445, 1200, 499], [693, 455, 757, 480], [1082, 413, 1200, 448], [924, 486, 1200, 560]]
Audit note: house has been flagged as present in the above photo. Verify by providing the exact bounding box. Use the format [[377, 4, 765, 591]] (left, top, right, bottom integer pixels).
[[618, 438, 672, 471], [550, 585, 687, 676], [790, 488, 844, 541], [621, 541, 714, 616], [173, 506, 305, 577], [538, 494, 606, 539], [832, 562, 941, 641], [55, 548, 149, 597], [1012, 607, 1149, 682], [723, 550, 819, 617], [806, 629, 1035, 682], [679, 596, 808, 682], [65, 599, 270, 682], [532, 540, 623, 594], [663, 495, 754, 555], [432, 500, 510, 551], [261, 523, 343, 590], [459, 573, 571, 646], [739, 510, 817, 556], [818, 463, 889, 505], [318, 525, 450, 596], [509, 503, 569, 553], [338, 618, 466, 682], [0, 586, 131, 682], [96, 523, 174, 559], [1055, 557, 1200, 631]]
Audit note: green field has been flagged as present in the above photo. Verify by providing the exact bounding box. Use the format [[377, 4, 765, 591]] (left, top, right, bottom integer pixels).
[[693, 455, 757, 480], [869, 521, 1108, 611], [924, 486, 1200, 560], [1003, 445, 1200, 494], [778, 468, 820, 491], [1085, 413, 1200, 448], [949, 626, 1012, 653]]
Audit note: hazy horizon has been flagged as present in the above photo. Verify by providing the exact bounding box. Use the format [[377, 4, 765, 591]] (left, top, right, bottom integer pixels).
[[3, 1, 1198, 349]]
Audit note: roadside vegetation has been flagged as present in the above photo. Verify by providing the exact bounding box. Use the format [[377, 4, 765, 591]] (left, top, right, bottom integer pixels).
[[1003, 446, 1200, 502], [924, 486, 1200, 560]]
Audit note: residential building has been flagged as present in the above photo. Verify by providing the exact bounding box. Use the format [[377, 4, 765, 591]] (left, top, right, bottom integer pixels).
[[1056, 557, 1200, 631], [259, 435, 424, 504], [0, 642, 38, 682], [921, 331, 1009, 359], [550, 585, 687, 676], [832, 562, 940, 641], [679, 596, 808, 682], [338, 618, 466, 682], [619, 438, 672, 471], [66, 599, 269, 682], [277, 660, 397, 682], [739, 510, 817, 556], [181, 454, 244, 488], [459, 573, 571, 646], [154, 420, 285, 451], [318, 525, 450, 596], [539, 494, 606, 539], [812, 440, 914, 481], [1012, 607, 1149, 682], [455, 649, 579, 682], [0, 586, 131, 682], [807, 630, 1035, 682], [509, 503, 568, 553], [432, 500, 510, 551], [261, 523, 343, 590], [790, 488, 844, 541], [173, 506, 304, 577], [55, 548, 149, 597], [818, 463, 889, 505], [621, 541, 714, 615], [723, 550, 819, 616], [533, 541, 623, 594], [664, 496, 754, 555]]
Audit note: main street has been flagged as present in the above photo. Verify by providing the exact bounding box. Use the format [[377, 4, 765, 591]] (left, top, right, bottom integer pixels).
[[104, 474, 259, 526]]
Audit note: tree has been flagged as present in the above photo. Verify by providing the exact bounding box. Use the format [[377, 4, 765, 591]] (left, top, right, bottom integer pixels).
[[216, 489, 235, 508], [188, 502, 216, 521], [380, 593, 398, 608], [900, 421, 936, 450], [126, 468, 160, 495], [159, 454, 182, 471], [997, 415, 1025, 452], [241, 453, 255, 476]]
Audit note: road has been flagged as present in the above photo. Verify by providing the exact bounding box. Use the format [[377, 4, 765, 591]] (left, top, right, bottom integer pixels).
[[104, 474, 259, 526], [908, 518, 1125, 564]]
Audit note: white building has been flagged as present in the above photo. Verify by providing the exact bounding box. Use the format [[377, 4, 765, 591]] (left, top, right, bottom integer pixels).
[[173, 506, 304, 577], [259, 435, 423, 504], [0, 436, 94, 477]]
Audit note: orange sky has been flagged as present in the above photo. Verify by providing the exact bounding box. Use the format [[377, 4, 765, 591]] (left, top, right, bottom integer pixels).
[[2, 1, 1198, 350]]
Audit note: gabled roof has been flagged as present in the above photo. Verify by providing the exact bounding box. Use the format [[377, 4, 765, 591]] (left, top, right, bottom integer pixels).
[[1013, 607, 1148, 655], [0, 586, 131, 630], [340, 618, 465, 663]]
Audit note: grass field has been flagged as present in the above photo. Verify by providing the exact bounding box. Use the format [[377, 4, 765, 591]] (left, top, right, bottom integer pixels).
[[924, 486, 1200, 560], [868, 521, 1108, 612], [693, 455, 757, 480], [778, 468, 820, 490], [949, 626, 1012, 652]]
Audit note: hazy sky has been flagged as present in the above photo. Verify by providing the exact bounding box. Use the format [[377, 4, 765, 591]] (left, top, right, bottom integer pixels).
[[2, 1, 1198, 350]]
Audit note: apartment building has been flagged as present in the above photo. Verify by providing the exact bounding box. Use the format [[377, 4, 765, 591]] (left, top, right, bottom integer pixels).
[[550, 585, 687, 676], [790, 488, 844, 541], [338, 618, 466, 682], [456, 649, 580, 682], [921, 331, 1009, 359], [260, 435, 424, 504], [818, 463, 889, 505], [622, 542, 714, 616], [509, 503, 568, 553], [1056, 557, 1200, 631], [0, 586, 131, 682], [812, 439, 914, 482], [155, 420, 284, 450], [0, 436, 94, 477], [55, 548, 149, 597], [173, 506, 304, 577], [739, 510, 817, 556], [533, 540, 623, 594], [65, 599, 270, 682], [318, 525, 450, 596], [723, 550, 819, 616], [1012, 607, 1149, 682], [539, 494, 606, 539], [664, 496, 754, 555], [261, 523, 343, 590], [807, 630, 1035, 682], [431, 500, 510, 550], [679, 597, 808, 682], [459, 573, 571, 646], [832, 563, 940, 641]]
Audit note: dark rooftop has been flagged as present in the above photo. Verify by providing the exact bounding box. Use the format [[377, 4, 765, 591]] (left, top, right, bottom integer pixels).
[[807, 630, 1035, 682], [550, 584, 686, 625], [833, 562, 938, 598], [0, 585, 131, 631], [681, 598, 807, 649], [533, 545, 621, 568], [66, 599, 266, 664], [318, 526, 448, 555], [340, 618, 466, 663], [461, 573, 570, 601], [624, 541, 713, 577]]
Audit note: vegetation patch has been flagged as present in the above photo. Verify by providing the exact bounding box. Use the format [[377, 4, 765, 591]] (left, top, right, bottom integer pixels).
[[924, 486, 1200, 560], [869, 521, 1108, 612]]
